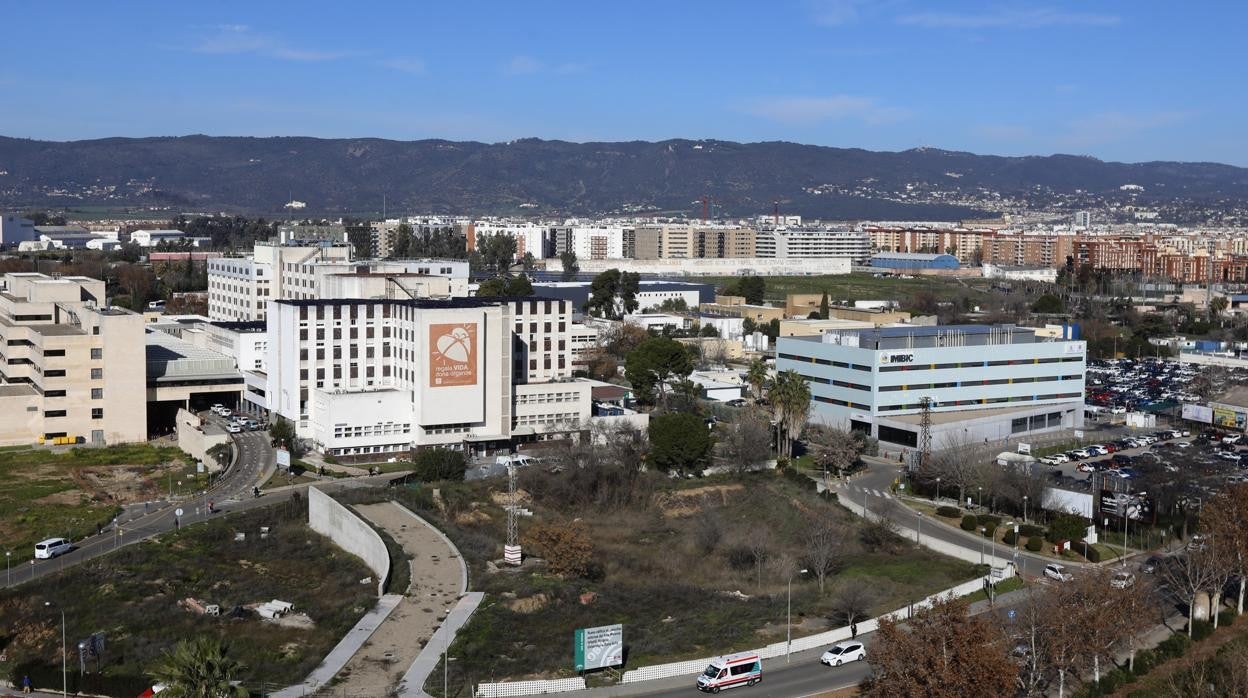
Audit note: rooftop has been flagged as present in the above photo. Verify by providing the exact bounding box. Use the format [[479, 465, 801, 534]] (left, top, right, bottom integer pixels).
[[145, 330, 238, 382], [883, 403, 1072, 426], [782, 324, 1081, 350]]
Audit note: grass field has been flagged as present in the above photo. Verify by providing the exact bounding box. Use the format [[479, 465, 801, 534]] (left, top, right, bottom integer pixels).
[[338, 471, 982, 689], [0, 499, 374, 696], [0, 444, 196, 556], [695, 272, 993, 305]]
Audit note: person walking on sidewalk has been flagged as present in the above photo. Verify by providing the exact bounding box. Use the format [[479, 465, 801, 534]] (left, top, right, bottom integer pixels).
[[851, 622, 858, 639], [22, 674, 32, 694]]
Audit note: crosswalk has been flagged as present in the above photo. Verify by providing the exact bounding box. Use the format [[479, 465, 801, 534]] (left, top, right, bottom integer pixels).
[[837, 484, 893, 499]]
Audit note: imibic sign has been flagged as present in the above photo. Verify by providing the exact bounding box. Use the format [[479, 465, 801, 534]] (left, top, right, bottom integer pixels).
[[880, 353, 914, 364]]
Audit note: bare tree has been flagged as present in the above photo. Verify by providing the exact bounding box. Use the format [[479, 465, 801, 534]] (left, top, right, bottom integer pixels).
[[1200, 483, 1248, 615], [802, 512, 848, 594], [715, 408, 772, 473], [744, 527, 773, 591], [1160, 550, 1222, 636], [805, 424, 864, 479], [924, 430, 993, 507], [829, 582, 875, 626]]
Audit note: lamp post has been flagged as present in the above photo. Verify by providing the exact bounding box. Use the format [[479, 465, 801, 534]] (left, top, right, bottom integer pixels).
[[935, 477, 941, 504], [45, 601, 66, 698], [5, 550, 10, 586], [786, 568, 808, 662], [1023, 495, 1029, 524], [916, 512, 923, 544], [979, 533, 986, 565], [977, 486, 983, 511]]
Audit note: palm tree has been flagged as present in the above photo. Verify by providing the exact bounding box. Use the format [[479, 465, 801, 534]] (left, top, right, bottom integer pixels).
[[745, 359, 769, 403], [768, 370, 811, 460], [149, 637, 249, 698]]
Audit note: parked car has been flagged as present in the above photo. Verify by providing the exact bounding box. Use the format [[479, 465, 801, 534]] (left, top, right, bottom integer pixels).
[[1087, 445, 1109, 456], [1049, 453, 1070, 464], [1071, 448, 1094, 459], [1110, 406, 1127, 414], [1218, 450, 1241, 462], [1223, 434, 1243, 445], [820, 642, 867, 667], [1077, 462, 1097, 473], [1111, 571, 1136, 589], [1140, 556, 1165, 574], [1044, 564, 1073, 582]]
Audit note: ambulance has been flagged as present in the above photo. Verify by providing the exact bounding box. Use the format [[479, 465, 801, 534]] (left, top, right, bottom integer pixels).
[[696, 652, 762, 693]]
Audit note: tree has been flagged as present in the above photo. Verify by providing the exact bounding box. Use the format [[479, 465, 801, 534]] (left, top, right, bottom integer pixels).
[[1031, 293, 1065, 314], [1201, 484, 1248, 615], [725, 276, 766, 304], [116, 262, 157, 311], [559, 250, 580, 281], [1160, 548, 1222, 637], [802, 513, 847, 593], [475, 234, 518, 277], [648, 412, 712, 473], [625, 336, 694, 407], [269, 415, 296, 449], [865, 595, 1015, 698], [523, 521, 593, 577], [520, 251, 537, 272], [390, 223, 414, 258], [585, 269, 625, 319], [148, 637, 249, 698], [411, 448, 467, 482], [742, 317, 757, 335], [805, 424, 865, 478], [1210, 295, 1229, 318], [768, 370, 810, 459], [745, 359, 769, 403], [715, 408, 772, 472], [699, 323, 719, 338], [819, 291, 830, 319], [829, 582, 875, 626], [476, 274, 533, 297], [600, 322, 649, 359]]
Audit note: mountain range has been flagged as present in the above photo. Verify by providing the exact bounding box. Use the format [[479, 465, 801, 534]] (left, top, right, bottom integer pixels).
[[3, 135, 1248, 221]]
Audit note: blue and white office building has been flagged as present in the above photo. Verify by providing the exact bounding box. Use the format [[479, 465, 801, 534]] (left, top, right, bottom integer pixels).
[[776, 325, 1086, 450]]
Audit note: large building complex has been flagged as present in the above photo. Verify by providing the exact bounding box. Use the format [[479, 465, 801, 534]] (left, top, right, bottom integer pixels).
[[207, 240, 468, 321], [776, 324, 1086, 450], [754, 228, 871, 262], [265, 295, 602, 458], [0, 273, 146, 445]]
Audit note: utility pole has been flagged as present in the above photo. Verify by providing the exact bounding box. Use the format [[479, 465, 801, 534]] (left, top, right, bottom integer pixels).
[[919, 397, 934, 472], [503, 465, 521, 566]]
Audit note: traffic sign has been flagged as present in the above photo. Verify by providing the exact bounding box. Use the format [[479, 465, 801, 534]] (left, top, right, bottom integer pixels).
[[175, 508, 184, 518], [1008, 609, 1016, 620]]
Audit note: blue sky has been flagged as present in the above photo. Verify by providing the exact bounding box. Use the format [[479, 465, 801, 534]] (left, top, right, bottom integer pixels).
[[4, 1, 1245, 164]]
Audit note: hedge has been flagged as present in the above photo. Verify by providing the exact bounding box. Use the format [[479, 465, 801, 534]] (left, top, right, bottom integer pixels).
[[982, 521, 997, 537], [1019, 524, 1044, 538], [936, 505, 962, 518], [1154, 633, 1191, 660], [961, 515, 978, 531], [976, 513, 1002, 526], [1002, 530, 1017, 546], [1081, 543, 1102, 563], [1026, 536, 1043, 552]]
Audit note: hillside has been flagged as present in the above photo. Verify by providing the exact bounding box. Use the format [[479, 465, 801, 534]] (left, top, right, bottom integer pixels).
[[2, 135, 1248, 220]]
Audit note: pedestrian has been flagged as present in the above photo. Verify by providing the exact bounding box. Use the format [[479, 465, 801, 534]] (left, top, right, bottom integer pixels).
[[96, 522, 102, 536], [175, 517, 180, 531], [850, 622, 858, 639], [22, 674, 32, 694]]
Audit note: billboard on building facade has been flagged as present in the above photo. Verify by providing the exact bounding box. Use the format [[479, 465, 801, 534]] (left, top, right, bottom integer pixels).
[[429, 323, 478, 388], [1182, 404, 1213, 424], [1213, 406, 1246, 430]]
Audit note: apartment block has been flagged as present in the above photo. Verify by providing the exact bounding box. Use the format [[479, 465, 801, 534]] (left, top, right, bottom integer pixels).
[[632, 225, 756, 259], [0, 273, 146, 445], [755, 228, 871, 262]]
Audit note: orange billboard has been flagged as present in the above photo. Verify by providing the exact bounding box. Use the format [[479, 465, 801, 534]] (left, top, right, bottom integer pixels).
[[429, 323, 478, 387]]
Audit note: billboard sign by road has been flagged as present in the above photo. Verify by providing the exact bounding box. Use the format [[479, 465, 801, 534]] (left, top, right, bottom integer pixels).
[[1182, 404, 1213, 424], [574, 624, 623, 672], [276, 448, 291, 468]]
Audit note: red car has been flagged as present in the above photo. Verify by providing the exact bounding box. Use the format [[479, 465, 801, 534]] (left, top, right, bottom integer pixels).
[[1102, 443, 1117, 453]]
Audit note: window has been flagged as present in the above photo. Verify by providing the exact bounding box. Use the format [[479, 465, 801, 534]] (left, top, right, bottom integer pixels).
[[90, 348, 102, 360], [45, 390, 66, 398], [46, 369, 66, 378], [91, 388, 103, 399], [43, 349, 65, 357], [44, 410, 67, 418], [91, 408, 103, 420]]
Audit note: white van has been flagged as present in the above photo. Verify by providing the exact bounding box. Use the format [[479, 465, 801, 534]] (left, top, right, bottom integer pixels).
[[35, 537, 72, 559], [697, 652, 761, 693], [495, 454, 535, 468]]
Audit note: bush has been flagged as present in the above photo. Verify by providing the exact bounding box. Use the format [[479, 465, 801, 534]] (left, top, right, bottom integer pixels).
[[1002, 530, 1017, 546], [1131, 649, 1157, 675], [976, 514, 1002, 526], [1019, 524, 1044, 537], [725, 545, 756, 571], [982, 521, 997, 537], [960, 515, 978, 531], [1155, 633, 1191, 660], [523, 521, 594, 578], [1218, 611, 1236, 628], [412, 448, 468, 482], [1026, 536, 1043, 552], [936, 505, 962, 518], [1081, 544, 1102, 563], [1191, 619, 1215, 642]]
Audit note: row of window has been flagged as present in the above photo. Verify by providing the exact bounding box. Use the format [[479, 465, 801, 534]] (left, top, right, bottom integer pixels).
[[813, 395, 870, 410], [327, 443, 408, 456], [45, 408, 104, 419], [877, 356, 1083, 373], [1011, 412, 1066, 433], [515, 412, 581, 427], [42, 389, 103, 399], [777, 353, 872, 371], [332, 423, 412, 439], [877, 393, 1081, 412], [515, 390, 582, 405], [877, 375, 1082, 391]]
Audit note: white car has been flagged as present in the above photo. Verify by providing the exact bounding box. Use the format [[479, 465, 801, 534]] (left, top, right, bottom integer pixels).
[[220, 408, 233, 418], [1223, 434, 1243, 445], [1110, 406, 1127, 414], [1044, 564, 1073, 582], [1219, 450, 1242, 462], [820, 641, 866, 667], [1071, 448, 1094, 459], [1040, 455, 1064, 466], [1087, 445, 1109, 456], [1175, 442, 1193, 450], [1077, 462, 1097, 473], [1050, 453, 1070, 464], [226, 424, 242, 434], [1111, 571, 1136, 589]]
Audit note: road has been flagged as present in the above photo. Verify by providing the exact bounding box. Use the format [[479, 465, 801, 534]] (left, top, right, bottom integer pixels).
[[1, 415, 397, 591]]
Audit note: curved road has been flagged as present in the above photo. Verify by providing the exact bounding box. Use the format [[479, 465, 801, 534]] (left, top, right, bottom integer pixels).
[[1, 416, 398, 591]]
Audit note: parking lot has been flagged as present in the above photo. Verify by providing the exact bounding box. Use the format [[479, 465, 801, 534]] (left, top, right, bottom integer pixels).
[[1085, 358, 1200, 412]]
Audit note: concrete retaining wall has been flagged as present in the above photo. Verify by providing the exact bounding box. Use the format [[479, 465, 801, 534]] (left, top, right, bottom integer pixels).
[[307, 487, 390, 596], [175, 408, 230, 470]]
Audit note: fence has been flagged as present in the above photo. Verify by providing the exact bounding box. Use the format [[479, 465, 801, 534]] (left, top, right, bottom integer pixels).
[[473, 570, 1011, 695]]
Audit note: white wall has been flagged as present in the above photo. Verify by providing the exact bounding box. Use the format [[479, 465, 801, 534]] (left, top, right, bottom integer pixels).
[[553, 257, 852, 276], [307, 487, 390, 596]]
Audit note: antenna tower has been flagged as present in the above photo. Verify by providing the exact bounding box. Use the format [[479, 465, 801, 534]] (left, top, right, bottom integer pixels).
[[503, 465, 522, 565], [919, 397, 934, 471]]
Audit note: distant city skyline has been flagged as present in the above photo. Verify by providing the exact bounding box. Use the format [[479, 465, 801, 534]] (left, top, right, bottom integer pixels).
[[6, 1, 1246, 165]]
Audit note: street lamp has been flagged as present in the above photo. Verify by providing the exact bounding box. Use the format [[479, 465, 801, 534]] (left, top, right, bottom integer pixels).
[[935, 477, 941, 504], [44, 601, 66, 698], [5, 550, 10, 586], [1023, 495, 1029, 524], [786, 568, 808, 662], [979, 533, 986, 565], [977, 486, 983, 511], [916, 512, 923, 544]]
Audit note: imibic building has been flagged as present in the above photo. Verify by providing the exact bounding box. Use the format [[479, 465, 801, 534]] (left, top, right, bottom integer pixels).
[[776, 325, 1086, 450]]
